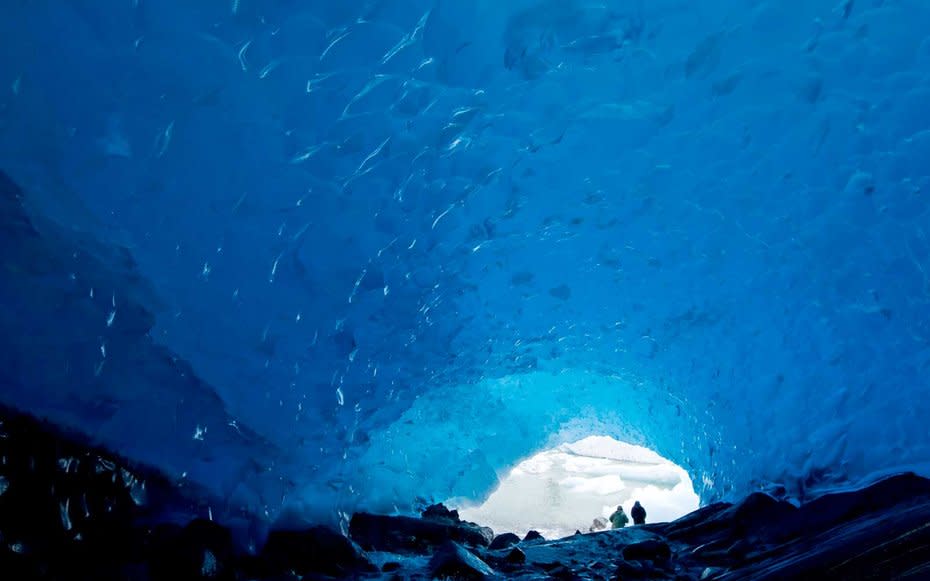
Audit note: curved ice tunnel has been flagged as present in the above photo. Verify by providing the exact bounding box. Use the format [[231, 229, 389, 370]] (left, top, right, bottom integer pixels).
[[0, 0, 929, 527]]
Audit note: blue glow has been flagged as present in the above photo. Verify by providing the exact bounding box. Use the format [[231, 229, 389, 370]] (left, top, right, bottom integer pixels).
[[1, 0, 929, 527]]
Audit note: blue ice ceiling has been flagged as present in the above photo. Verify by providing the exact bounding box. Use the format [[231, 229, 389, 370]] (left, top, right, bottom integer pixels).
[[1, 0, 929, 525]]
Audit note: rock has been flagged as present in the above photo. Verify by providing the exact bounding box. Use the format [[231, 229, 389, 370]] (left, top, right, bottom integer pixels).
[[523, 530, 545, 542], [663, 503, 733, 543], [689, 538, 734, 564], [790, 472, 930, 539], [421, 503, 460, 522], [549, 563, 581, 579], [350, 512, 493, 554], [381, 561, 402, 572], [719, 493, 930, 579], [730, 492, 797, 539], [725, 539, 750, 559], [665, 493, 796, 546], [614, 559, 648, 578], [505, 547, 526, 564], [0, 404, 199, 580], [184, 519, 234, 564], [539, 560, 564, 571], [147, 519, 236, 581], [489, 532, 521, 550], [259, 525, 374, 578], [623, 539, 672, 562], [428, 541, 496, 580]]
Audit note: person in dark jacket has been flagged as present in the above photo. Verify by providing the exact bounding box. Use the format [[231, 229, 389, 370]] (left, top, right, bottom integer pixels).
[[631, 501, 646, 525]]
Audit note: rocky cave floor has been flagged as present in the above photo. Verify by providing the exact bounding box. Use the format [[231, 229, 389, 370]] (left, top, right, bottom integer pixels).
[[2, 405, 930, 580]]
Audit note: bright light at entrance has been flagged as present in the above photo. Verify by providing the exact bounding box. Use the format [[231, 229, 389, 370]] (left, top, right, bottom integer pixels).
[[454, 436, 699, 540]]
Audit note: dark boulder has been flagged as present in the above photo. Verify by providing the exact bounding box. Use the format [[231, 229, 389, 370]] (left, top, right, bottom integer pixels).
[[381, 561, 402, 572], [428, 541, 496, 580], [614, 558, 667, 579], [505, 547, 526, 564], [725, 539, 751, 560], [489, 532, 521, 550], [539, 560, 565, 572], [146, 519, 236, 581], [421, 503, 460, 522], [730, 492, 797, 539], [548, 563, 581, 579], [662, 503, 732, 543], [665, 493, 796, 545], [523, 530, 545, 542], [184, 519, 234, 564], [689, 538, 734, 562], [259, 526, 374, 578], [622, 539, 672, 562], [350, 512, 492, 554], [788, 472, 930, 539], [717, 493, 930, 579], [0, 404, 204, 580]]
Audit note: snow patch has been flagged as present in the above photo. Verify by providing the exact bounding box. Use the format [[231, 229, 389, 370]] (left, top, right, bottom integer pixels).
[[455, 436, 699, 539]]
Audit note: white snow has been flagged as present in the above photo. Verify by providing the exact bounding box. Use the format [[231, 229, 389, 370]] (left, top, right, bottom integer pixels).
[[455, 436, 699, 540]]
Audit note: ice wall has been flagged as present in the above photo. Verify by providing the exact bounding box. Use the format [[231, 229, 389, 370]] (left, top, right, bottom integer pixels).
[[1, 0, 929, 525]]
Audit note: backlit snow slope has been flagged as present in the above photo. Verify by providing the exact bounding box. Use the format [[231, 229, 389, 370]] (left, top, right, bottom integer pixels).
[[456, 436, 698, 539]]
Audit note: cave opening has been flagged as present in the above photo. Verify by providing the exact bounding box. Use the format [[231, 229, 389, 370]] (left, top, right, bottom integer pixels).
[[451, 435, 699, 540]]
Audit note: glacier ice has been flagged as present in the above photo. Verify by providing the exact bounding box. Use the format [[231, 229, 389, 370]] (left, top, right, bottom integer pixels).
[[0, 0, 929, 528]]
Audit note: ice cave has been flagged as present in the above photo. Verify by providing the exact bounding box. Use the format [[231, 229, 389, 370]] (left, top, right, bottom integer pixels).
[[1, 0, 930, 579]]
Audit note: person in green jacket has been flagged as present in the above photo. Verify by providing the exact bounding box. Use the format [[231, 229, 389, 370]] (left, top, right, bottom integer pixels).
[[609, 506, 629, 529]]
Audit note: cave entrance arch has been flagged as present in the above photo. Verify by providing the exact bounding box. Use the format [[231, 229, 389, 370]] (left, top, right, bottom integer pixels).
[[452, 435, 699, 540]]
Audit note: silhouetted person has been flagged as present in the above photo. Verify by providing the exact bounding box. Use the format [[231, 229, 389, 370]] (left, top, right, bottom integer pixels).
[[631, 501, 646, 525], [609, 506, 629, 529]]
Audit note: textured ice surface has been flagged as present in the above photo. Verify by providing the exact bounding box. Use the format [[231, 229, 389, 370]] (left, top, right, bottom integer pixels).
[[1, 0, 929, 527]]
